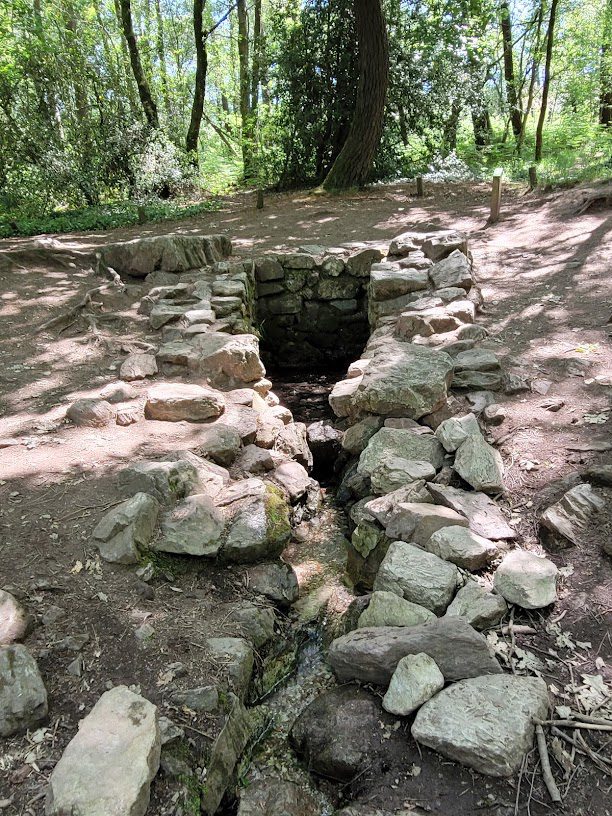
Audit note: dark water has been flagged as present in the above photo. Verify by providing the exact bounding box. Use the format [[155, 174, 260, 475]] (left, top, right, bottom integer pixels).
[[265, 365, 347, 424]]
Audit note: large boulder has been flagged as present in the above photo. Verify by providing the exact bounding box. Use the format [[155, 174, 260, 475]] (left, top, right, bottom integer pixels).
[[0, 645, 48, 736], [358, 428, 445, 476], [93, 492, 159, 564], [347, 338, 453, 420], [426, 483, 515, 539], [100, 234, 231, 277], [328, 617, 502, 685], [46, 686, 160, 816], [66, 398, 114, 428], [145, 383, 225, 422], [341, 416, 384, 455], [222, 484, 291, 562], [120, 353, 158, 381], [154, 494, 224, 556], [374, 540, 459, 613], [289, 685, 400, 783], [412, 675, 549, 776], [494, 550, 558, 609], [244, 562, 299, 607]]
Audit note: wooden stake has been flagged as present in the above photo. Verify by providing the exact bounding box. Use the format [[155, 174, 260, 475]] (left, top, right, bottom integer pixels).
[[416, 176, 424, 198], [256, 188, 264, 209], [489, 168, 503, 223]]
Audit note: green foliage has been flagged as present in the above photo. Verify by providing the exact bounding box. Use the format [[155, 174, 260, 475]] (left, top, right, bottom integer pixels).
[[0, 198, 222, 239]]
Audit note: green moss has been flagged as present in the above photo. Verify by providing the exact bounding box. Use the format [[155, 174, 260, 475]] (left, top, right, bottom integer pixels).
[[178, 773, 202, 816], [264, 485, 291, 546]]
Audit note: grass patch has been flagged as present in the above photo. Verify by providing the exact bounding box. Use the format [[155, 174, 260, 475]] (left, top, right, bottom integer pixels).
[[0, 198, 223, 239]]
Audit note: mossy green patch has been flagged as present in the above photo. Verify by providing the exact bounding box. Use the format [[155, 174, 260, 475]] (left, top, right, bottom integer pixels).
[[264, 485, 291, 547]]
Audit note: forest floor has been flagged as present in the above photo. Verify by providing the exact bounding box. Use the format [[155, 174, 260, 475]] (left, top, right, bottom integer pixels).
[[0, 181, 611, 815]]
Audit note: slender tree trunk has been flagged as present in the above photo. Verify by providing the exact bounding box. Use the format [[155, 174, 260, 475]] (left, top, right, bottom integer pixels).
[[443, 99, 462, 154], [323, 0, 389, 190], [155, 0, 171, 121], [500, 0, 523, 142], [118, 0, 159, 128], [113, 0, 140, 117], [520, 0, 544, 150], [601, 0, 612, 125], [237, 0, 254, 180], [535, 0, 558, 161], [251, 0, 262, 112], [186, 0, 208, 159]]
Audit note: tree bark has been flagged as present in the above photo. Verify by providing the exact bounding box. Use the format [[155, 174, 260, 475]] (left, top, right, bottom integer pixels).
[[520, 0, 544, 151], [186, 0, 208, 158], [237, 0, 255, 180], [323, 0, 389, 190], [600, 0, 612, 125], [118, 0, 159, 129], [500, 0, 523, 141], [535, 0, 558, 161], [155, 0, 171, 121]]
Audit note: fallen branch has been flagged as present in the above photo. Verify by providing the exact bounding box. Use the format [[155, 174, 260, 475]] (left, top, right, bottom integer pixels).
[[535, 724, 562, 802], [536, 718, 612, 732]]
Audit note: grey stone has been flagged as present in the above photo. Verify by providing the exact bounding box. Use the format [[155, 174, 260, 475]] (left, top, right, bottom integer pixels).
[[274, 422, 313, 469], [422, 232, 468, 262], [454, 349, 501, 372], [374, 540, 459, 613], [271, 461, 311, 502], [370, 267, 428, 300], [358, 428, 445, 477], [66, 398, 114, 428], [364, 482, 433, 527], [370, 456, 436, 495], [454, 432, 504, 494], [93, 493, 159, 565], [383, 653, 445, 716], [0, 645, 48, 736], [483, 404, 506, 425], [211, 295, 243, 317], [328, 617, 501, 686], [0, 590, 30, 645], [120, 353, 158, 381], [453, 370, 503, 390], [221, 602, 276, 648], [346, 247, 384, 277], [412, 675, 549, 776], [540, 484, 604, 546], [46, 686, 160, 816], [234, 444, 275, 474], [150, 303, 186, 329], [425, 526, 498, 570], [358, 591, 435, 628], [435, 413, 480, 452], [238, 779, 320, 816], [504, 372, 530, 394], [395, 308, 464, 340], [445, 582, 508, 630], [145, 383, 225, 422], [350, 339, 454, 420], [494, 550, 558, 609], [205, 638, 254, 699], [196, 424, 242, 466], [155, 494, 224, 556], [182, 307, 215, 326], [256, 257, 285, 281], [222, 485, 291, 563], [429, 249, 472, 290], [245, 562, 299, 607], [99, 381, 138, 403], [120, 459, 199, 503], [289, 685, 398, 783], [385, 502, 468, 547], [101, 234, 231, 277], [389, 231, 423, 257], [189, 332, 265, 389], [170, 686, 219, 712], [341, 416, 384, 455], [426, 483, 516, 539]]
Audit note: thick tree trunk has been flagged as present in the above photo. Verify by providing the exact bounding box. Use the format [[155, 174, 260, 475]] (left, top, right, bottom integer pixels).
[[118, 0, 159, 129], [186, 0, 208, 158], [535, 0, 558, 161], [237, 0, 255, 180], [600, 0, 612, 125], [323, 0, 389, 190], [500, 0, 523, 141]]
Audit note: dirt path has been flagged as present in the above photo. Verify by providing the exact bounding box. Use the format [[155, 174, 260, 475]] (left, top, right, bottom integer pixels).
[[1, 182, 611, 815]]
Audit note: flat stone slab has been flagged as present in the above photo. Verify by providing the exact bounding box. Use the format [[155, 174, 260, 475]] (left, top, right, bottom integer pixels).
[[120, 353, 158, 381], [328, 617, 502, 686], [494, 550, 558, 609], [412, 675, 549, 776], [46, 686, 160, 816], [374, 540, 459, 613], [425, 525, 498, 570], [453, 349, 501, 372], [540, 483, 604, 546], [145, 383, 225, 422], [426, 484, 516, 539], [385, 502, 469, 547], [370, 456, 436, 495], [358, 428, 445, 476]]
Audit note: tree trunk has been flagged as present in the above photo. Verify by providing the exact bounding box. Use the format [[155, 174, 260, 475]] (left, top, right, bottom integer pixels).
[[155, 0, 171, 121], [186, 0, 208, 159], [601, 0, 612, 125], [118, 0, 159, 129], [535, 0, 558, 161], [520, 0, 544, 150], [443, 99, 462, 154], [323, 0, 389, 190], [251, 0, 262, 112], [500, 0, 523, 142], [237, 0, 255, 180]]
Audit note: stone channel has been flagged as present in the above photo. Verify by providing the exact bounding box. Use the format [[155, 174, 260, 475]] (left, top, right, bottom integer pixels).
[[2, 227, 579, 816]]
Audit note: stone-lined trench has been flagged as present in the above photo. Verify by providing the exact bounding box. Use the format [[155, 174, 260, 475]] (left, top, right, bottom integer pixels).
[[12, 228, 576, 816]]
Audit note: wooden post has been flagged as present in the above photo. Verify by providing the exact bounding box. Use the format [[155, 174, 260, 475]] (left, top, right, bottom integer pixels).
[[528, 165, 538, 190], [137, 205, 147, 225], [416, 176, 424, 198], [489, 169, 503, 223], [256, 189, 264, 209]]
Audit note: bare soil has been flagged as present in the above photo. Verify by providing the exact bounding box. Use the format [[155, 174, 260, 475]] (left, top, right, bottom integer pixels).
[[1, 182, 611, 815]]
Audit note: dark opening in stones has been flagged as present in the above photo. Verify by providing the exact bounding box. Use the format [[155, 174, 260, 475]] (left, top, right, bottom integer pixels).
[[255, 248, 380, 373]]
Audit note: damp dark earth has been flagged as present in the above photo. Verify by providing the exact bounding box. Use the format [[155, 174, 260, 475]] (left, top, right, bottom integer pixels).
[[1, 182, 611, 816]]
